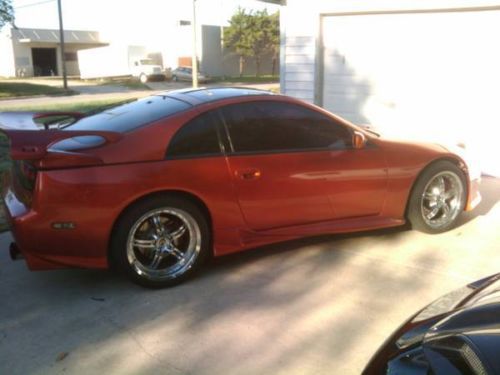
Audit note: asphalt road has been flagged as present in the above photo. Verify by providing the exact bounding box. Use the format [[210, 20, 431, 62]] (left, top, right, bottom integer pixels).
[[0, 177, 499, 375]]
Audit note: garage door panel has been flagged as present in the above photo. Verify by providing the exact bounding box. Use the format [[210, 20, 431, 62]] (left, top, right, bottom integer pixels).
[[323, 95, 371, 124], [323, 77, 371, 94], [321, 10, 500, 176]]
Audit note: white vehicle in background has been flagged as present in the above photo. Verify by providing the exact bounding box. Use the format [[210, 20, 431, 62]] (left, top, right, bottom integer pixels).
[[78, 45, 167, 82], [130, 58, 165, 83]]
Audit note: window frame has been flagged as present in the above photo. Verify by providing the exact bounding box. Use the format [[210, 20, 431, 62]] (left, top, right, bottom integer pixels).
[[217, 100, 360, 156], [164, 109, 226, 160]]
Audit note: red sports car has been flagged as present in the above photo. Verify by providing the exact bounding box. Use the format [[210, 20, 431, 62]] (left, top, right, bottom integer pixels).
[[0, 88, 481, 287]]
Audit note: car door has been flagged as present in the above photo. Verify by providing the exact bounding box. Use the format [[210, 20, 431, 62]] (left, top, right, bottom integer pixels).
[[218, 101, 334, 231], [219, 100, 388, 231]]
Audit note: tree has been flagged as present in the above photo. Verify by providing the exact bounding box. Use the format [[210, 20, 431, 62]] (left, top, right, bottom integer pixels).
[[224, 8, 280, 77], [248, 9, 271, 77], [268, 11, 280, 76], [223, 7, 253, 77], [0, 0, 14, 29]]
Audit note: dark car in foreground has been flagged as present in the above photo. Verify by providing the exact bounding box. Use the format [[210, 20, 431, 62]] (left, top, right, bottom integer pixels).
[[364, 273, 500, 374], [0, 88, 481, 288]]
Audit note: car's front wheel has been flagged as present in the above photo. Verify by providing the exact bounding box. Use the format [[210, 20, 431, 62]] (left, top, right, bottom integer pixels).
[[139, 73, 148, 83], [111, 196, 210, 288], [407, 161, 467, 233]]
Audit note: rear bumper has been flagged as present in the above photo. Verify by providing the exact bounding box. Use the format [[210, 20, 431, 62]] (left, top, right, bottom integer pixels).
[[466, 177, 482, 211], [2, 188, 60, 270], [2, 187, 108, 270]]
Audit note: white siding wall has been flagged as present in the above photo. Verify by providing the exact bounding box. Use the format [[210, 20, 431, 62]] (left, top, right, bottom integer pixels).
[[282, 36, 315, 102], [12, 42, 34, 77], [282, 0, 500, 104], [64, 46, 81, 76], [282, 0, 500, 176], [280, 5, 318, 103], [0, 29, 15, 77]]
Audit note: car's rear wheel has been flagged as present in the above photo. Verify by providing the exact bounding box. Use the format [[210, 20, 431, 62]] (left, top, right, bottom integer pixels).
[[407, 161, 466, 233], [172, 75, 178, 82], [111, 196, 210, 288]]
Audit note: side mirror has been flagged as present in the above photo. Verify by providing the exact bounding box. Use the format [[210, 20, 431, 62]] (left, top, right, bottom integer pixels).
[[353, 131, 367, 149]]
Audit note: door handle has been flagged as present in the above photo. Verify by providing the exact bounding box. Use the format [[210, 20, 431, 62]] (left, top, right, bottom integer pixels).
[[237, 168, 261, 180]]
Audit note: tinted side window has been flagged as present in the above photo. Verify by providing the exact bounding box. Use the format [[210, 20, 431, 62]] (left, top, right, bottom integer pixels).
[[221, 101, 352, 153], [166, 112, 221, 158]]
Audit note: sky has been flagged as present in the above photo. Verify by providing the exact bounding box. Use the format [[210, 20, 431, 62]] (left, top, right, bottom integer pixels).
[[11, 0, 280, 47]]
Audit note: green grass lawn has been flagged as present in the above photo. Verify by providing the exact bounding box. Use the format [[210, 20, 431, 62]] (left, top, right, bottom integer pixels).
[[0, 81, 72, 99], [85, 77, 151, 91], [212, 75, 279, 83]]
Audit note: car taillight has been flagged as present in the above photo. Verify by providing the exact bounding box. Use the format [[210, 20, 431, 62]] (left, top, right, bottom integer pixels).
[[15, 160, 37, 191], [48, 135, 106, 152]]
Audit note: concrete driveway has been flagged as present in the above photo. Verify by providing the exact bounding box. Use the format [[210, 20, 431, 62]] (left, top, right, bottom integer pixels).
[[1, 177, 499, 375]]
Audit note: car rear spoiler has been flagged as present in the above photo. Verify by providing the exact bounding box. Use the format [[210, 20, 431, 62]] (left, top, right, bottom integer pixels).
[[0, 112, 122, 168], [0, 111, 85, 130]]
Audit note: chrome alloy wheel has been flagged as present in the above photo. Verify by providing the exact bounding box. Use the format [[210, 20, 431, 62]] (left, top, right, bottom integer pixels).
[[421, 171, 464, 229], [126, 208, 201, 281]]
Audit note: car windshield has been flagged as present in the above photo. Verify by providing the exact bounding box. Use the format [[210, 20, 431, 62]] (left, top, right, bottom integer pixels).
[[140, 59, 156, 65], [64, 96, 191, 133]]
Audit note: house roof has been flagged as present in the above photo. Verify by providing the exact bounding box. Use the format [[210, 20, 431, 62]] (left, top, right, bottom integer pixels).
[[10, 27, 106, 45]]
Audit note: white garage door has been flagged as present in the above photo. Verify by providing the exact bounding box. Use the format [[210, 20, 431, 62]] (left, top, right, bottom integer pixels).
[[322, 9, 500, 176]]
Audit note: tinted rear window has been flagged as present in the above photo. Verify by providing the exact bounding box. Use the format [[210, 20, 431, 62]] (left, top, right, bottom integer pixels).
[[66, 96, 190, 133]]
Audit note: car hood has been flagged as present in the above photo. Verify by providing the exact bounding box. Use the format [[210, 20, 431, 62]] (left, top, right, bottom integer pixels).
[[372, 134, 481, 182], [364, 273, 500, 374], [396, 273, 500, 348], [365, 124, 481, 180]]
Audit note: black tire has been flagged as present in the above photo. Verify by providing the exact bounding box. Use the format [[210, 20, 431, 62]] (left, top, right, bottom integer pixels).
[[407, 160, 467, 234], [110, 195, 211, 288], [172, 75, 178, 82]]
